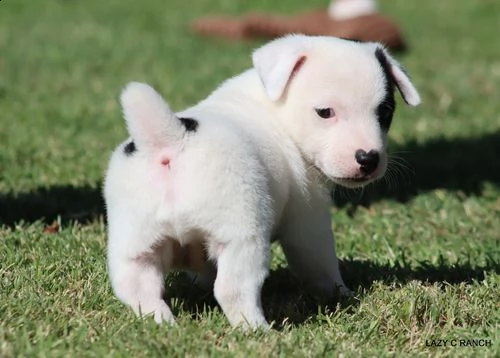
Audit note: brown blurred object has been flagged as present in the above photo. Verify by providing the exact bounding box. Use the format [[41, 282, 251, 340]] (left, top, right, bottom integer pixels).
[[193, 9, 406, 51]]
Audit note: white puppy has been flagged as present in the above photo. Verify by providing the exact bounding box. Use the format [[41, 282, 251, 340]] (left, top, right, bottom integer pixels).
[[104, 35, 420, 329]]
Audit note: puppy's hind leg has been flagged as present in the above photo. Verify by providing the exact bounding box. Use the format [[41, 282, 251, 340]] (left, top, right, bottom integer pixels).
[[107, 219, 175, 324]]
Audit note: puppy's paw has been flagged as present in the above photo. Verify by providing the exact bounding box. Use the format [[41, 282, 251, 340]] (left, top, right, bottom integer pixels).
[[152, 302, 176, 325], [222, 307, 269, 330], [234, 314, 270, 331], [136, 300, 176, 325]]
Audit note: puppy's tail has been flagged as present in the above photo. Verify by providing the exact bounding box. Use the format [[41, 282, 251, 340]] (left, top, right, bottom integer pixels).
[[120, 82, 185, 150]]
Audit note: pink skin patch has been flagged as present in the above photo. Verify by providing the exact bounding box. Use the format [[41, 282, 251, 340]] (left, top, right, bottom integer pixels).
[[161, 158, 171, 167], [156, 148, 174, 170], [146, 150, 176, 201]]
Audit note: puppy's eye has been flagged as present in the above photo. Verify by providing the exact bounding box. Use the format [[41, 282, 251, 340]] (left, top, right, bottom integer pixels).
[[315, 107, 335, 119]]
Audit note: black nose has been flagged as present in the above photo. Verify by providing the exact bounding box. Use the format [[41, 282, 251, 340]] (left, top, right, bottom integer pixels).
[[355, 149, 380, 175]]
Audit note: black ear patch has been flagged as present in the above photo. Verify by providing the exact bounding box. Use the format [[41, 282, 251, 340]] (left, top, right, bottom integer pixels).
[[374, 48, 396, 131], [179, 117, 198, 132], [123, 140, 136, 156]]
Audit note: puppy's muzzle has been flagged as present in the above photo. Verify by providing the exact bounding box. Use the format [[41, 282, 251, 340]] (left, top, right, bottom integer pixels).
[[355, 149, 379, 175]]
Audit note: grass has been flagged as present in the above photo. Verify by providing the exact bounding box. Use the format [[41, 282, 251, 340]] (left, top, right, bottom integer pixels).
[[0, 0, 499, 356]]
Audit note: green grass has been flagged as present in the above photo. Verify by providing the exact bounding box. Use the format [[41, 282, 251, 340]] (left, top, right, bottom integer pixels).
[[1, 0, 499, 356]]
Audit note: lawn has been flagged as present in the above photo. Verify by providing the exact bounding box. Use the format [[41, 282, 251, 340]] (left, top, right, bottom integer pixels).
[[1, 0, 499, 356]]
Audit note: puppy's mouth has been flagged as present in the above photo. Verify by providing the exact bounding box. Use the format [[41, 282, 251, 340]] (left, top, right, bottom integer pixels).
[[331, 175, 377, 188], [309, 160, 385, 188], [310, 165, 380, 188], [330, 166, 386, 188]]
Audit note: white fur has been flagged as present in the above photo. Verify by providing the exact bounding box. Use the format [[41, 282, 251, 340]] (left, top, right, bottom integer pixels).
[[104, 35, 420, 329]]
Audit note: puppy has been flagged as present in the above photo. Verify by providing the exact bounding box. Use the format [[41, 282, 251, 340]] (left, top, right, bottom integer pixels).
[[104, 35, 420, 329]]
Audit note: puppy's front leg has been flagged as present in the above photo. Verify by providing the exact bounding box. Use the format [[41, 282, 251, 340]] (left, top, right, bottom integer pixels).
[[279, 196, 350, 296], [212, 237, 270, 329]]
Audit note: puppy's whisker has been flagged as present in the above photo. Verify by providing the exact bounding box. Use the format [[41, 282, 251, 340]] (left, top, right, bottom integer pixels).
[[388, 160, 413, 176], [357, 186, 366, 202], [388, 155, 414, 173], [383, 170, 394, 191], [388, 169, 402, 193], [384, 154, 415, 194], [391, 163, 413, 184], [388, 150, 413, 155], [388, 154, 413, 169]]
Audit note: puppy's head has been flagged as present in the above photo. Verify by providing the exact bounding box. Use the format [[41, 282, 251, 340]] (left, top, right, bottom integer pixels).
[[253, 35, 420, 188]]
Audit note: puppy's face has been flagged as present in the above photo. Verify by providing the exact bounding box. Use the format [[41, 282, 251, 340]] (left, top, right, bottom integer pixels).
[[253, 36, 420, 188]]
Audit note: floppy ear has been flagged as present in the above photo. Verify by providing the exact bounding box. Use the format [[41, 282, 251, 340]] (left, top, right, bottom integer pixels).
[[375, 47, 421, 107], [252, 35, 309, 101]]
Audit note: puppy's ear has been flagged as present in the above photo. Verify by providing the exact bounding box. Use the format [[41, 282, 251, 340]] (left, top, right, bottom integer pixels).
[[120, 82, 182, 148], [375, 47, 421, 106], [252, 35, 309, 101]]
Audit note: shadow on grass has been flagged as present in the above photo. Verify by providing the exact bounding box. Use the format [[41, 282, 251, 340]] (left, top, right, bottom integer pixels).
[[165, 255, 499, 329], [340, 256, 499, 288], [0, 184, 104, 226]]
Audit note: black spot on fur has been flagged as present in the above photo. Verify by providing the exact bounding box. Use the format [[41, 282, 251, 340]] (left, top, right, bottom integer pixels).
[[179, 117, 198, 132], [339, 37, 363, 44], [374, 48, 396, 131], [123, 141, 136, 156]]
